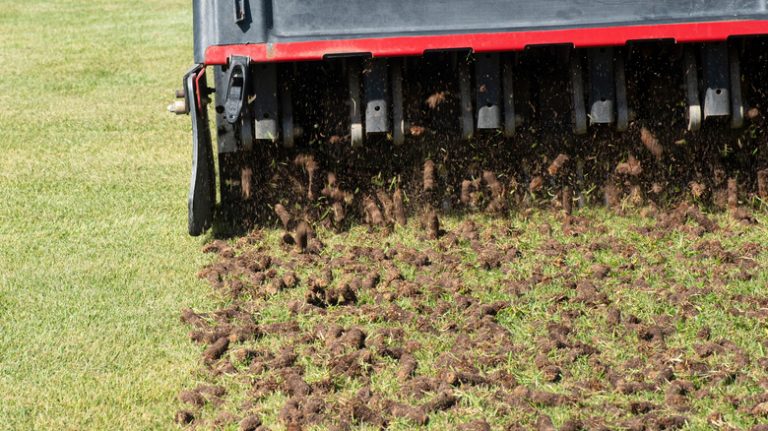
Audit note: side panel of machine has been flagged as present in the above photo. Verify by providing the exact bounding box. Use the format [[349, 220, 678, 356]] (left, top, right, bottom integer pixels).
[[193, 0, 268, 63], [269, 0, 767, 40], [194, 0, 768, 62]]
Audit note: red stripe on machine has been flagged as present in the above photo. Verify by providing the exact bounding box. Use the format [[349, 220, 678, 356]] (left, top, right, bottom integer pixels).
[[205, 20, 768, 65]]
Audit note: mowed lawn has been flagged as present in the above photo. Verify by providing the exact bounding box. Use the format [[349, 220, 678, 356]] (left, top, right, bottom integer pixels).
[[0, 1, 215, 430]]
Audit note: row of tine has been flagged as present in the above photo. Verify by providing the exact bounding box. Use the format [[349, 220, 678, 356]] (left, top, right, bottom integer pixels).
[[243, 43, 744, 148]]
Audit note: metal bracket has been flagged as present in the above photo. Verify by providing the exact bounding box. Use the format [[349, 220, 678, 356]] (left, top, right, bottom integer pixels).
[[475, 53, 501, 130], [702, 42, 731, 119], [364, 58, 390, 134], [185, 66, 216, 236], [253, 63, 279, 141], [587, 48, 616, 125], [234, 0, 246, 23], [224, 56, 250, 124]]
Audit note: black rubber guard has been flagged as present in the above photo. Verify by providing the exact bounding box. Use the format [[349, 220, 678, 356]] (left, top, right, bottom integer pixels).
[[185, 65, 216, 236]]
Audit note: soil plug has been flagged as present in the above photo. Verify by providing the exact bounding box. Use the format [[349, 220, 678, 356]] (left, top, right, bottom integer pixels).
[[425, 210, 440, 240], [727, 178, 738, 212], [640, 126, 664, 160], [547, 154, 569, 176], [423, 160, 435, 192], [758, 169, 768, 200], [294, 221, 312, 252], [274, 203, 292, 229], [393, 188, 407, 226]]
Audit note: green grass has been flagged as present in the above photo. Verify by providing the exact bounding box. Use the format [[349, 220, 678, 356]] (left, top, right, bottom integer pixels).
[[0, 1, 215, 429]]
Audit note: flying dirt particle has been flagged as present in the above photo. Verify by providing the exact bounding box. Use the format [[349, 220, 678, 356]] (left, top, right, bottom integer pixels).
[[174, 410, 195, 425], [274, 203, 291, 229], [758, 169, 768, 199], [376, 190, 395, 224], [461, 180, 473, 205], [241, 167, 253, 200], [604, 183, 621, 208], [640, 126, 664, 160], [689, 182, 707, 200], [424, 210, 440, 240], [713, 165, 727, 186], [547, 154, 570, 176], [239, 415, 262, 431], [628, 185, 643, 207], [529, 176, 544, 194], [203, 337, 230, 363], [650, 182, 664, 195], [423, 160, 435, 192], [295, 154, 320, 201], [482, 171, 503, 197], [393, 188, 407, 226], [615, 155, 642, 177], [425, 91, 448, 109], [409, 125, 426, 136], [332, 202, 345, 224], [727, 178, 738, 212], [293, 221, 312, 252], [363, 196, 384, 226], [562, 187, 573, 216]]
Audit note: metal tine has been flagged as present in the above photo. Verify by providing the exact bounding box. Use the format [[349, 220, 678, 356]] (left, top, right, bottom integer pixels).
[[364, 58, 390, 134], [684, 46, 702, 132], [458, 53, 474, 140], [570, 50, 588, 135], [348, 60, 364, 147], [475, 52, 502, 130]]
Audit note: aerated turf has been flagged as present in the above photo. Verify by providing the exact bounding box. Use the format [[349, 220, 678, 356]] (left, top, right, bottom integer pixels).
[[179, 208, 768, 430]]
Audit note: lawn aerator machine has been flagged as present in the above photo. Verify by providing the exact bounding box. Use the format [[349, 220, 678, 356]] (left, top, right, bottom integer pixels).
[[171, 1, 768, 236]]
